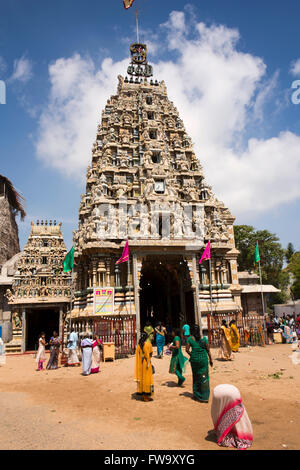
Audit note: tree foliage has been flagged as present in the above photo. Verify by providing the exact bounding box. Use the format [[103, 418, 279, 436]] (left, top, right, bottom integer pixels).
[[233, 225, 285, 287], [287, 251, 300, 300]]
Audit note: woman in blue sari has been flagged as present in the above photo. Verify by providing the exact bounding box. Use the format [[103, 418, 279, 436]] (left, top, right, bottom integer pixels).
[[81, 332, 93, 376], [155, 322, 167, 358]]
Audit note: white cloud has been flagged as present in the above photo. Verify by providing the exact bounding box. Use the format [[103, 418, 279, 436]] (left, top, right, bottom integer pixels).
[[290, 58, 300, 77], [35, 11, 300, 217], [10, 55, 33, 83]]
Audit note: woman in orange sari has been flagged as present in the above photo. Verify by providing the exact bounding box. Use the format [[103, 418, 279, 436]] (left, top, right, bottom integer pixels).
[[219, 320, 233, 360], [230, 320, 240, 352], [134, 332, 154, 402]]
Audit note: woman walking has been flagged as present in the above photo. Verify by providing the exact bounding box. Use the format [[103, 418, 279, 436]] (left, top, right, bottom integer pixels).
[[186, 325, 213, 402], [46, 331, 61, 370], [229, 320, 240, 352], [36, 332, 47, 371], [91, 334, 102, 374], [81, 332, 93, 376], [219, 320, 233, 360], [169, 328, 188, 386], [155, 322, 166, 358], [211, 384, 253, 449], [134, 332, 154, 402]]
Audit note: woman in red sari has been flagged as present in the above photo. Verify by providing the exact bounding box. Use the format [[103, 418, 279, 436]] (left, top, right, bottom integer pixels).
[[91, 334, 102, 374]]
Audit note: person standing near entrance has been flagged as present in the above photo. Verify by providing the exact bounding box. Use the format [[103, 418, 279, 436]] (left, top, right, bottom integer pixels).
[[134, 331, 154, 402], [46, 331, 61, 370], [144, 320, 154, 344], [182, 323, 191, 345], [169, 328, 188, 386], [36, 332, 47, 371], [229, 320, 240, 352], [91, 334, 102, 374], [219, 320, 233, 361], [81, 332, 93, 376], [67, 329, 80, 366], [186, 325, 213, 402], [155, 322, 167, 358]]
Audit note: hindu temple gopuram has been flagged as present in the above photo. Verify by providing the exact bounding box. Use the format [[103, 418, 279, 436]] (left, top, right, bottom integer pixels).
[[71, 43, 242, 339]]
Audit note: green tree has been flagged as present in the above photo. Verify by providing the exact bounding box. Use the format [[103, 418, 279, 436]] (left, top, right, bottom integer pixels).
[[233, 225, 285, 287], [285, 242, 295, 264], [287, 252, 300, 299]]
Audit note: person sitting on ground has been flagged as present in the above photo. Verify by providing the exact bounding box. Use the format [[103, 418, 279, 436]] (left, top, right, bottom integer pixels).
[[186, 325, 213, 403]]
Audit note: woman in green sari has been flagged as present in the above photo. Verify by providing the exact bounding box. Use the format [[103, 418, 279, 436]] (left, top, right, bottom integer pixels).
[[186, 325, 213, 402], [168, 328, 189, 386]]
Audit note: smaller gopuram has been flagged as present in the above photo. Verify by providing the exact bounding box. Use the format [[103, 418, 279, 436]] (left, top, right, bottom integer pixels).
[[6, 220, 71, 352]]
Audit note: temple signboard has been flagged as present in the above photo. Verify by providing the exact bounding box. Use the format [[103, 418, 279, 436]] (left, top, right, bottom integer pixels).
[[93, 287, 115, 315]]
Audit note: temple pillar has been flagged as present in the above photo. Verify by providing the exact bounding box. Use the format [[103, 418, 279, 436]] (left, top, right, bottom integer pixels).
[[133, 253, 141, 341], [21, 308, 26, 353]]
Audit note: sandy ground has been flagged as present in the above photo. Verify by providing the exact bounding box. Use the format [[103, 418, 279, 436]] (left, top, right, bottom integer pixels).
[[0, 343, 299, 450]]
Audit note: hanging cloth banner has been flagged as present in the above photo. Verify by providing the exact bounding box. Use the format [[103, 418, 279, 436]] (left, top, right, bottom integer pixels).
[[123, 0, 135, 9], [116, 240, 129, 264], [199, 241, 211, 264]]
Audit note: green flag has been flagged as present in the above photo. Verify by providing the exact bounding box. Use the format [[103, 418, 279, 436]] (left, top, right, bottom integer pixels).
[[63, 246, 75, 272], [254, 242, 260, 264]]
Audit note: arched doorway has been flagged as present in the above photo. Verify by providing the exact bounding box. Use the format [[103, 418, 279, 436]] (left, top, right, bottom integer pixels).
[[139, 255, 195, 330]]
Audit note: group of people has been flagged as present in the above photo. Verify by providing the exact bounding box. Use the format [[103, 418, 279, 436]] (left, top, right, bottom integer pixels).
[[135, 321, 252, 449], [35, 329, 102, 376], [35, 331, 62, 371], [267, 313, 300, 344], [219, 319, 240, 360]]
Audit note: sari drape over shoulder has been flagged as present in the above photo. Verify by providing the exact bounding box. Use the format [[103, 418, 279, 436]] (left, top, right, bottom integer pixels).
[[230, 324, 240, 352], [91, 339, 101, 374], [134, 342, 154, 395], [81, 338, 93, 375], [169, 336, 188, 385], [219, 326, 233, 360], [187, 336, 210, 402], [211, 384, 253, 449]]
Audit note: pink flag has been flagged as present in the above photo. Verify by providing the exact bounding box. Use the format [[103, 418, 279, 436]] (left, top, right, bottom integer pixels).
[[199, 241, 211, 264], [116, 240, 129, 264]]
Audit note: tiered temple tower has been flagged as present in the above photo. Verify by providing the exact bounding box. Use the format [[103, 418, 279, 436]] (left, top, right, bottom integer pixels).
[[72, 43, 242, 336], [7, 220, 71, 352]]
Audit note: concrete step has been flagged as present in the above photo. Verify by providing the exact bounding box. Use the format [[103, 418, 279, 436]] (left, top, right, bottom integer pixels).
[[5, 343, 22, 354]]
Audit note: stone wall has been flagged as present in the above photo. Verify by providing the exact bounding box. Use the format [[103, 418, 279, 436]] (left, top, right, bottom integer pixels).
[[0, 196, 20, 269]]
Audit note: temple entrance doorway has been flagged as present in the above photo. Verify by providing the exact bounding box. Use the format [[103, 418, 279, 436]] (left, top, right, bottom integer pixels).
[[139, 255, 195, 332], [25, 308, 59, 351]]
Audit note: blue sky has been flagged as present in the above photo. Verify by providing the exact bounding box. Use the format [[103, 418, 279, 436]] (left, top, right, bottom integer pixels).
[[0, 0, 300, 252]]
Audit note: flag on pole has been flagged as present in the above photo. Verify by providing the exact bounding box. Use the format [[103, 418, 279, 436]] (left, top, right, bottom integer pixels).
[[116, 240, 129, 264], [254, 242, 260, 264], [123, 0, 135, 9], [199, 241, 211, 264], [63, 246, 75, 273]]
